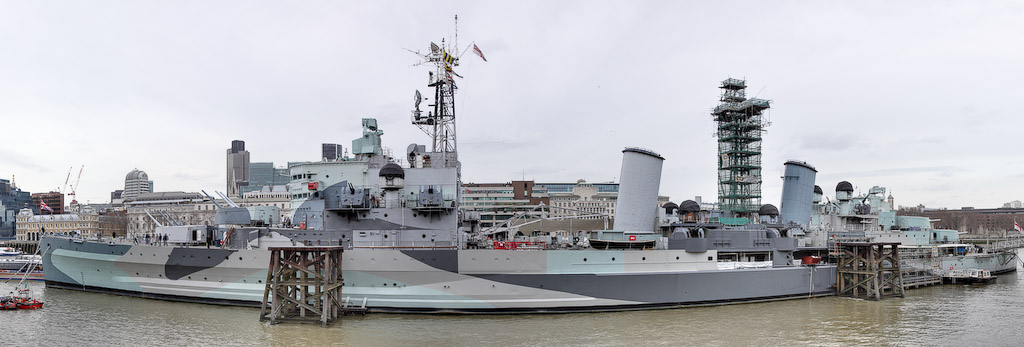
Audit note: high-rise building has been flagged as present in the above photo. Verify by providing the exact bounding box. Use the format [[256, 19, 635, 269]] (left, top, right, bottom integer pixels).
[[226, 140, 250, 197], [31, 191, 65, 214], [243, 162, 289, 194], [123, 169, 153, 202], [0, 177, 32, 212]]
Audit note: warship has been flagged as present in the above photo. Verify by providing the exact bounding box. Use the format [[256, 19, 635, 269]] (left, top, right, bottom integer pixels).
[[40, 38, 837, 313]]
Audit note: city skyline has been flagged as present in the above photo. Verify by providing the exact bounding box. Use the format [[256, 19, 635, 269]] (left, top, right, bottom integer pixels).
[[2, 1, 1023, 209]]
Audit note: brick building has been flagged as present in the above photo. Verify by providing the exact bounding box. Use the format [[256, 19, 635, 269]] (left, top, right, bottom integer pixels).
[[31, 191, 65, 214]]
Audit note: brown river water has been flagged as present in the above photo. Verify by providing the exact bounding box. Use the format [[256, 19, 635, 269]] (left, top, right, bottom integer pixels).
[[5, 256, 1024, 346]]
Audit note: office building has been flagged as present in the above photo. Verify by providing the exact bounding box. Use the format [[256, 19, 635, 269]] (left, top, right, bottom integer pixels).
[[122, 169, 153, 202], [31, 191, 65, 214], [242, 162, 289, 194], [227, 140, 250, 197], [544, 180, 619, 220], [462, 181, 550, 229]]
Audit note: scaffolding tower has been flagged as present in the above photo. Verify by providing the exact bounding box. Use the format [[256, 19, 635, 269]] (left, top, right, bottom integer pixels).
[[712, 78, 771, 216]]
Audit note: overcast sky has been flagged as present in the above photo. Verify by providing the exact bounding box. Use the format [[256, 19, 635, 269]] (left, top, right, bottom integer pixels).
[[2, 1, 1022, 209]]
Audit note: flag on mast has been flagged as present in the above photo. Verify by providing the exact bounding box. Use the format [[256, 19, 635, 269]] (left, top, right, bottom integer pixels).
[[1014, 221, 1022, 233], [472, 43, 487, 62], [40, 201, 53, 212]]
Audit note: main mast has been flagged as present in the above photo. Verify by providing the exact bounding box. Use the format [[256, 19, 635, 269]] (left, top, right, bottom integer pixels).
[[410, 23, 460, 159]]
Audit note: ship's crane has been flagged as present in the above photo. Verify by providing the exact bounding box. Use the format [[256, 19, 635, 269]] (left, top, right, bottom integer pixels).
[[68, 165, 84, 205]]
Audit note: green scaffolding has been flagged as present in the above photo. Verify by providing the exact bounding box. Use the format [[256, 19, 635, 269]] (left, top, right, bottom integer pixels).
[[712, 78, 770, 215]]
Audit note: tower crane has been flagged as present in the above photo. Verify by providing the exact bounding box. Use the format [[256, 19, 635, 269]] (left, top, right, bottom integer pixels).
[[60, 166, 72, 193], [68, 165, 84, 205]]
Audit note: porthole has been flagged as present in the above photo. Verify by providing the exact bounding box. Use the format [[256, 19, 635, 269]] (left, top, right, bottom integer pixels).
[[239, 257, 243, 260], [612, 257, 616, 261], [583, 258, 588, 262], [642, 257, 646, 261], [384, 234, 389, 239], [676, 256, 680, 260], [204, 277, 208, 280], [422, 234, 427, 238], [384, 214, 388, 217]]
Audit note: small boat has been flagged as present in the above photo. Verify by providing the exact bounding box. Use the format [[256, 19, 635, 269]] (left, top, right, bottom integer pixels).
[[15, 298, 43, 310], [0, 247, 21, 257], [0, 297, 17, 310], [944, 268, 997, 284]]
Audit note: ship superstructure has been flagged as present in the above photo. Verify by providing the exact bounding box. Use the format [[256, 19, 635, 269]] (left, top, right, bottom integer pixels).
[[793, 180, 1017, 280]]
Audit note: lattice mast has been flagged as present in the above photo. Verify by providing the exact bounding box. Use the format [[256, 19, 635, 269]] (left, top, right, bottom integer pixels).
[[410, 16, 461, 157], [712, 78, 771, 217]]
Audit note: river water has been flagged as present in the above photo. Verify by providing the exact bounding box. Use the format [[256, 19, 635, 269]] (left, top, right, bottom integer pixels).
[[6, 264, 1024, 346]]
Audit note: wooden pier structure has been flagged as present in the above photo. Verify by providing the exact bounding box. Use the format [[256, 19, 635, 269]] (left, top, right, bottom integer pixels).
[[837, 242, 905, 300], [259, 246, 346, 327]]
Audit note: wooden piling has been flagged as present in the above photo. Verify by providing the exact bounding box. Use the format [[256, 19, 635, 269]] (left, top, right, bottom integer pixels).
[[837, 242, 905, 300], [259, 246, 344, 327]]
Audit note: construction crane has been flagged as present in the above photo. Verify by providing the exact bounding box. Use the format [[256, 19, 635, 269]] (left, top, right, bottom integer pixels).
[[59, 166, 72, 193], [68, 165, 84, 205]]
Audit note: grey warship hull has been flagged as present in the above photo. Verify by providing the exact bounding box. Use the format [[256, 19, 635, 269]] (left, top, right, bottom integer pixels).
[[41, 236, 835, 312]]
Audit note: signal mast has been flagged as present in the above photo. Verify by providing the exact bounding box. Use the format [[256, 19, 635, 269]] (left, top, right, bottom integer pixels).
[[409, 16, 462, 158]]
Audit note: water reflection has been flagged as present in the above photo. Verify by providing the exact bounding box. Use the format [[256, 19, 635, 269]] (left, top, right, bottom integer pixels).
[[7, 266, 1024, 346]]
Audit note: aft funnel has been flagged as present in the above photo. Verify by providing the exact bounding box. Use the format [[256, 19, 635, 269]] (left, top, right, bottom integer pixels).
[[780, 160, 817, 228]]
